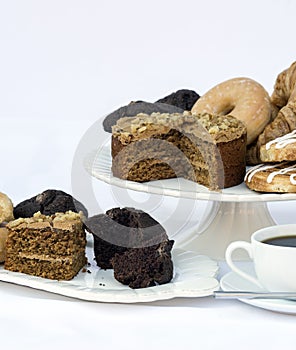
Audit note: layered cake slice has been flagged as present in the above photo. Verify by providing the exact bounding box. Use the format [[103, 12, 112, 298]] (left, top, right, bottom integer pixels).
[[111, 111, 247, 190], [5, 211, 87, 280]]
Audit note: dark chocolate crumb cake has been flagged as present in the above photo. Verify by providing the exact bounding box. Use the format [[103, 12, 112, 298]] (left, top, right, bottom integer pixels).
[[14, 189, 88, 219], [111, 240, 174, 289], [84, 207, 171, 270], [156, 89, 200, 110], [103, 101, 183, 133]]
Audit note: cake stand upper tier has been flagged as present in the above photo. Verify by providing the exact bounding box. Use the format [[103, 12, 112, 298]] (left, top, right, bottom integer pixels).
[[84, 145, 296, 260]]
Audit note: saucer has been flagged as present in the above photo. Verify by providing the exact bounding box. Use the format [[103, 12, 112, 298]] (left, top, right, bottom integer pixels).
[[220, 264, 296, 314]]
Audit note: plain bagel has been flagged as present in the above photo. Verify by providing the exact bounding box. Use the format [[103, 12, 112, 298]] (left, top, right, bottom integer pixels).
[[191, 77, 272, 145]]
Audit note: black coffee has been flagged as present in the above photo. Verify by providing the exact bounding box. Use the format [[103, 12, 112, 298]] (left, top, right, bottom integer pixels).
[[262, 235, 296, 247]]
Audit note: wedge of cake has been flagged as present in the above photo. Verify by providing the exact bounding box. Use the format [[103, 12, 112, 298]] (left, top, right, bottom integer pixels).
[[5, 211, 87, 280], [111, 111, 247, 190], [84, 207, 174, 289]]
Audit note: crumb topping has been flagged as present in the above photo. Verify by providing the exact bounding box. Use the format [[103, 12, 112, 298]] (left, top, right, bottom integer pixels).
[[7, 210, 83, 229], [112, 111, 246, 144]]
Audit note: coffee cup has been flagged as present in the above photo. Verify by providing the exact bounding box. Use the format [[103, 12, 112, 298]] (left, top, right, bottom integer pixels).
[[225, 224, 296, 292]]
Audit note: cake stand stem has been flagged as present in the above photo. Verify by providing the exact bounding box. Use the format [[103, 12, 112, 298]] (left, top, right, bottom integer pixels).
[[177, 201, 276, 261]]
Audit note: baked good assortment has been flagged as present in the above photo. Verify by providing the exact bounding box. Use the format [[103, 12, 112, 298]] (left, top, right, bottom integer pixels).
[[108, 61, 296, 194], [2, 189, 175, 288], [85, 207, 174, 289], [247, 61, 296, 165], [112, 111, 247, 190], [245, 162, 296, 193], [3, 62, 296, 291], [5, 211, 87, 280], [242, 62, 296, 193]]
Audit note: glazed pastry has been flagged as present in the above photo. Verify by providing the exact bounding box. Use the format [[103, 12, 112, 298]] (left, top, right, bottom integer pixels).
[[259, 129, 296, 162], [191, 77, 272, 145], [245, 162, 296, 193], [0, 192, 14, 223], [247, 62, 296, 164]]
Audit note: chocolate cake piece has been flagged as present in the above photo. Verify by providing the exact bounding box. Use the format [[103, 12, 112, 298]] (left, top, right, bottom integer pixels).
[[5, 211, 87, 280], [13, 189, 88, 219], [103, 101, 183, 133], [111, 240, 174, 289], [84, 207, 170, 269], [156, 89, 200, 110]]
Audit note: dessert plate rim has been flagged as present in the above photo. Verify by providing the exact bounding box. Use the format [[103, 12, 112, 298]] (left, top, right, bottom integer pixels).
[[0, 241, 219, 303]]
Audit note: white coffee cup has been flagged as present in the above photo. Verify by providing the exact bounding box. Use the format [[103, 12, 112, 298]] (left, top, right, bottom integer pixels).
[[225, 224, 296, 292]]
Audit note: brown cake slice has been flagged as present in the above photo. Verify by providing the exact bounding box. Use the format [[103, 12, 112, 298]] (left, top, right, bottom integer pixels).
[[111, 111, 247, 190], [5, 211, 87, 280]]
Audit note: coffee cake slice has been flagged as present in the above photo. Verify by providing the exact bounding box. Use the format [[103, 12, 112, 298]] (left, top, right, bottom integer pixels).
[[5, 211, 87, 280]]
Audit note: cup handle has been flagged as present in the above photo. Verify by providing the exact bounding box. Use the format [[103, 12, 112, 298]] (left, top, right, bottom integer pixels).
[[225, 241, 263, 289]]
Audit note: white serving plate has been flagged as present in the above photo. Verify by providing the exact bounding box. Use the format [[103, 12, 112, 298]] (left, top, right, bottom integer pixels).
[[0, 236, 219, 303]]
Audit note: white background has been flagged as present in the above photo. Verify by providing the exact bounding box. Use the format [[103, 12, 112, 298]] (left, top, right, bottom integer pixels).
[[1, 1, 296, 349]]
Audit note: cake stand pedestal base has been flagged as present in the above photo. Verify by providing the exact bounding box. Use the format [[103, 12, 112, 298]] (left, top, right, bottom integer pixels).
[[177, 201, 276, 261]]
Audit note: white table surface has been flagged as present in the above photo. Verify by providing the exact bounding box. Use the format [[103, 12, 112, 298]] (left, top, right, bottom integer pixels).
[[1, 1, 296, 348], [1, 117, 296, 350]]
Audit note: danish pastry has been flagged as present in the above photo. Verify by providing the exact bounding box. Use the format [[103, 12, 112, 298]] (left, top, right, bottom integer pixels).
[[247, 62, 296, 164], [191, 77, 272, 145], [259, 129, 296, 162], [245, 162, 296, 193]]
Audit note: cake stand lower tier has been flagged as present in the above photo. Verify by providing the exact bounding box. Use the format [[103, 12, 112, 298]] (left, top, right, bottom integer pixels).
[[176, 201, 276, 260], [83, 145, 296, 261]]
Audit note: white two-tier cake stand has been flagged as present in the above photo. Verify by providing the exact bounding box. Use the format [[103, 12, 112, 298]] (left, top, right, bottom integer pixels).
[[84, 143, 296, 260]]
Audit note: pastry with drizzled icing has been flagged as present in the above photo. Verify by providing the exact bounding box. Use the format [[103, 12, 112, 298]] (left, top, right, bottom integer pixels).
[[259, 129, 296, 162], [245, 162, 296, 193]]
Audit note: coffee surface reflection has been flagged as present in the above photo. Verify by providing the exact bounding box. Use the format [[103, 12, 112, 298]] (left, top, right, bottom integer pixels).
[[262, 235, 296, 248]]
